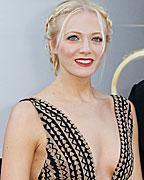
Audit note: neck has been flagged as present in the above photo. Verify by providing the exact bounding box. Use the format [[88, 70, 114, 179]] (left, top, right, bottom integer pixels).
[[51, 70, 95, 102]]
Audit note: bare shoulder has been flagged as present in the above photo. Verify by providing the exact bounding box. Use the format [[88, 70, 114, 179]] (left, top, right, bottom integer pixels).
[[6, 100, 43, 144], [11, 100, 38, 119], [9, 101, 38, 128], [127, 100, 137, 125], [128, 100, 135, 110]]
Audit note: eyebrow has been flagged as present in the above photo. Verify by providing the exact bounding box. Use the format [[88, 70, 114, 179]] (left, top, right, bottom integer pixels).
[[64, 31, 102, 36]]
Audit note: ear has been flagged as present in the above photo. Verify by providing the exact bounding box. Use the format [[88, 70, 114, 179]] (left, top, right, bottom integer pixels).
[[48, 38, 57, 54]]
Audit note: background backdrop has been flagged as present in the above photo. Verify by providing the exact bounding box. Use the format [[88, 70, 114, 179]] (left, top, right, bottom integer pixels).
[[0, 0, 144, 156]]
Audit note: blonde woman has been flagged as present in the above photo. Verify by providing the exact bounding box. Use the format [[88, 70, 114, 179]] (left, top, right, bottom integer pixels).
[[1, 0, 142, 179]]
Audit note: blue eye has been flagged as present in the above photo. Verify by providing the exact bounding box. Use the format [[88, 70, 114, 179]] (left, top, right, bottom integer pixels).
[[67, 35, 79, 41], [92, 37, 103, 42]]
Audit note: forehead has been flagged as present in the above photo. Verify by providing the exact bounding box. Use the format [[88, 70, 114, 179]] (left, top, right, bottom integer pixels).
[[63, 11, 105, 34]]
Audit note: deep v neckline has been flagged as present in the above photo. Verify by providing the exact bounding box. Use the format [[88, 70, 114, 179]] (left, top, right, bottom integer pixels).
[[30, 95, 122, 179]]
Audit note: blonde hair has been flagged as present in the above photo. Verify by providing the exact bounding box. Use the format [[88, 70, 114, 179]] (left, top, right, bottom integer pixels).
[[45, 0, 112, 75]]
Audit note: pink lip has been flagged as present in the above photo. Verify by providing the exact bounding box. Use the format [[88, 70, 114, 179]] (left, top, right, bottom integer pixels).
[[74, 58, 94, 67]]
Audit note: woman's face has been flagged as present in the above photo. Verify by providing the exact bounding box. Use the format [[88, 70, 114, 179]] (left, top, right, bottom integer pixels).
[[55, 11, 106, 78]]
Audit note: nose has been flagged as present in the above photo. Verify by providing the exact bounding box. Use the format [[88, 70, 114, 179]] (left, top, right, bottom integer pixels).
[[79, 39, 91, 55]]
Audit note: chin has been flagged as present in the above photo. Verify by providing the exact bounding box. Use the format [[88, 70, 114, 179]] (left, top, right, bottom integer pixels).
[[70, 70, 95, 79], [60, 65, 97, 78]]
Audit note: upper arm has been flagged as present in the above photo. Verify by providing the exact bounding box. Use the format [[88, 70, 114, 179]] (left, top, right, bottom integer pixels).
[[129, 101, 143, 180], [1, 101, 40, 180]]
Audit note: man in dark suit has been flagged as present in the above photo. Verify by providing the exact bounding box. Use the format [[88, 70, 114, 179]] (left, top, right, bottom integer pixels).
[[129, 80, 144, 178]]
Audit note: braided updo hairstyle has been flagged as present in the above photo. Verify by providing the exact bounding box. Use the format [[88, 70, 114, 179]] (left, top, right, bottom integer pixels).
[[45, 0, 112, 75]]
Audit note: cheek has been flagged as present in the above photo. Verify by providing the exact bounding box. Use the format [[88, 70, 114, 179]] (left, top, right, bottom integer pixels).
[[59, 43, 79, 59], [92, 44, 105, 57]]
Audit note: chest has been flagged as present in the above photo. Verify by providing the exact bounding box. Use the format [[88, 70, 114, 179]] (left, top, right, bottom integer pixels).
[[30, 96, 134, 179], [64, 106, 121, 176]]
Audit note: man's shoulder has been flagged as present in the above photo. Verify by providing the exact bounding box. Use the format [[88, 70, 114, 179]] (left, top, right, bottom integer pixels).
[[129, 80, 144, 107], [129, 80, 144, 96], [134, 80, 144, 96]]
